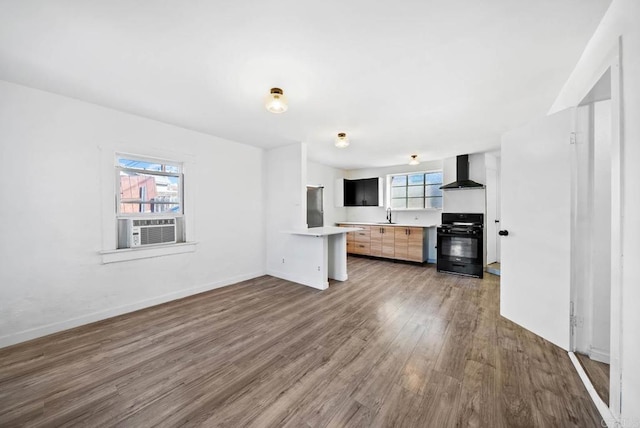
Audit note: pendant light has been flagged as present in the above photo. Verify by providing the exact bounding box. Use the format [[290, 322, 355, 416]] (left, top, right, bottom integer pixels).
[[265, 88, 288, 114], [335, 132, 350, 148], [409, 154, 420, 165]]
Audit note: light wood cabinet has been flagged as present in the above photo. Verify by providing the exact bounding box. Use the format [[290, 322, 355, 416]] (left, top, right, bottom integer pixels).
[[393, 227, 425, 262], [352, 226, 370, 255], [339, 223, 426, 262], [371, 226, 395, 258]]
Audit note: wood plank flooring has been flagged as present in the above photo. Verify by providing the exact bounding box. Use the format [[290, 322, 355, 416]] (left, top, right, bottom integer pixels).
[[0, 257, 602, 427], [576, 352, 610, 405]]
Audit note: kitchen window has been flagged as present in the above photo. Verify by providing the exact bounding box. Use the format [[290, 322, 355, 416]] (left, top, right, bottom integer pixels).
[[389, 171, 443, 209]]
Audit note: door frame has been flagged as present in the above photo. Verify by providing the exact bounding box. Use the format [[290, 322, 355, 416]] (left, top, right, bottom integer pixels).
[[568, 46, 623, 418]]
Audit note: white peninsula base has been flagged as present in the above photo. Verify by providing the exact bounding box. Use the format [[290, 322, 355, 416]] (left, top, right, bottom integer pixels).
[[278, 226, 362, 290]]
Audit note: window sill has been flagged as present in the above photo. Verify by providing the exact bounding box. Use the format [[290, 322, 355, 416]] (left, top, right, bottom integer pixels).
[[100, 242, 197, 264]]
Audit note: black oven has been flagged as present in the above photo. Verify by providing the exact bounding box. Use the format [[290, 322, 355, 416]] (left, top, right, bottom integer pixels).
[[437, 213, 484, 278]]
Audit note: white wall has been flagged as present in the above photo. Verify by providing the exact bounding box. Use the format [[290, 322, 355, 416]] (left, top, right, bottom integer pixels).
[[0, 81, 266, 348], [550, 0, 640, 419], [306, 161, 347, 227], [265, 143, 327, 287], [442, 153, 486, 215]]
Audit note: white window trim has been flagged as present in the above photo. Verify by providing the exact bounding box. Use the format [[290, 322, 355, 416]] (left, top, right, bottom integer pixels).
[[386, 169, 444, 211], [98, 145, 197, 263]]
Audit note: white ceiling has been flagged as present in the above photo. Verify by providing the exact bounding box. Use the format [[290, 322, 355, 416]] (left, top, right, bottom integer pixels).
[[0, 0, 611, 169]]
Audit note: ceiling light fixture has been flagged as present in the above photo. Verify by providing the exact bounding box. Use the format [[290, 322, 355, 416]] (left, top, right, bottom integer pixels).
[[265, 87, 288, 114], [409, 154, 420, 165], [335, 132, 350, 148]]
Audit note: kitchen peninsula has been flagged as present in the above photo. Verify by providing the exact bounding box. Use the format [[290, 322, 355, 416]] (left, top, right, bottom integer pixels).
[[283, 226, 362, 290]]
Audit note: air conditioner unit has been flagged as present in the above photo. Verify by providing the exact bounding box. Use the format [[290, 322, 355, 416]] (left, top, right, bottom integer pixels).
[[128, 218, 176, 247]]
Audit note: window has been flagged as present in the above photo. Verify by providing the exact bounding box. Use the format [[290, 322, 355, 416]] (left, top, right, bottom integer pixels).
[[116, 156, 183, 215], [389, 171, 443, 209]]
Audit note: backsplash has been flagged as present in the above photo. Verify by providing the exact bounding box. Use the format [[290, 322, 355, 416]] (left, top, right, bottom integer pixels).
[[343, 206, 441, 226]]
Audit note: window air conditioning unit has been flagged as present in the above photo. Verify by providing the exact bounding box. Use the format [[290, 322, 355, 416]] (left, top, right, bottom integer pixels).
[[128, 218, 176, 247]]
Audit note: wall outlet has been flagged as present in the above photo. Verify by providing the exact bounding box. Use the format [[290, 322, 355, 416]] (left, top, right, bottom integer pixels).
[[282, 258, 285, 263]]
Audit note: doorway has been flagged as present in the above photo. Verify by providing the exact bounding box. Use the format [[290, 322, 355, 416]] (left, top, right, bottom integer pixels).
[[570, 62, 622, 418]]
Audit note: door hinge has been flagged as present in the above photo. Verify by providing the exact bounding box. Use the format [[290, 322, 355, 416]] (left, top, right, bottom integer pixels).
[[569, 301, 577, 328], [570, 132, 577, 144]]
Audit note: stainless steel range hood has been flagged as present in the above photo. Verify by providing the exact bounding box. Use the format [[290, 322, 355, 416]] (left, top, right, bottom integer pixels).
[[439, 155, 485, 190]]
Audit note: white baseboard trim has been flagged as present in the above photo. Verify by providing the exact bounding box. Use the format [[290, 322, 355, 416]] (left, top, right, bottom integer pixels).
[[0, 271, 265, 350], [266, 269, 328, 291], [589, 347, 611, 364], [568, 351, 616, 427]]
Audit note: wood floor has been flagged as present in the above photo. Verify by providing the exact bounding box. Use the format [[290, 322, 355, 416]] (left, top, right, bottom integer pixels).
[[576, 352, 610, 405], [0, 257, 602, 427]]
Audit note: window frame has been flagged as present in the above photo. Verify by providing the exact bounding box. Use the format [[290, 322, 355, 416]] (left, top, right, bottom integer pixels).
[[387, 169, 443, 211], [115, 153, 184, 218]]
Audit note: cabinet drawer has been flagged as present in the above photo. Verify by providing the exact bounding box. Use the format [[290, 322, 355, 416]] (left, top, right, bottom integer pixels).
[[352, 242, 370, 255], [355, 233, 370, 243], [354, 228, 370, 242]]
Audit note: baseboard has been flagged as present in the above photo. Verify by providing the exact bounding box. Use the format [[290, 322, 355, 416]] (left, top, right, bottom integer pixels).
[[266, 269, 328, 291], [568, 351, 616, 427], [0, 271, 265, 350], [589, 347, 610, 364]]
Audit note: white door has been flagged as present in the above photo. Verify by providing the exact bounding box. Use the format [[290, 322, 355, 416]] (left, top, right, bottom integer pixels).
[[500, 107, 575, 350]]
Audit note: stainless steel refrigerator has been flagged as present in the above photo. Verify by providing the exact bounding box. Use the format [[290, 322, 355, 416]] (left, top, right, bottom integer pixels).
[[306, 186, 324, 228]]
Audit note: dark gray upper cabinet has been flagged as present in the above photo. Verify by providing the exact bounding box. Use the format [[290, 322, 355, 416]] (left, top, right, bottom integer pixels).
[[344, 178, 379, 206]]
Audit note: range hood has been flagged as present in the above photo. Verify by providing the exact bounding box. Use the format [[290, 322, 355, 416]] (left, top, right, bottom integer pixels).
[[439, 155, 485, 190]]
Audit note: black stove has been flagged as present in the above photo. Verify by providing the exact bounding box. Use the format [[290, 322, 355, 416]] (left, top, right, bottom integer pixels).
[[437, 213, 484, 278]]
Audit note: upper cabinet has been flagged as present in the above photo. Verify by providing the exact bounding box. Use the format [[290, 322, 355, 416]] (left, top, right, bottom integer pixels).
[[344, 178, 382, 207]]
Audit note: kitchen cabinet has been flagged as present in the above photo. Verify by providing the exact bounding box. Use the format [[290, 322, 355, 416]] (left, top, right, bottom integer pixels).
[[371, 226, 395, 258], [393, 227, 425, 262], [339, 223, 427, 262], [344, 178, 379, 206], [352, 226, 371, 255]]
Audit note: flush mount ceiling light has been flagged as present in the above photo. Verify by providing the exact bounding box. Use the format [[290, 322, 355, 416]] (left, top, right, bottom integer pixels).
[[335, 132, 350, 148], [265, 87, 288, 114], [409, 154, 420, 165]]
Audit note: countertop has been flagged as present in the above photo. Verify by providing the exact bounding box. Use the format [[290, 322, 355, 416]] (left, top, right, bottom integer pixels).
[[336, 221, 438, 228], [285, 226, 363, 237]]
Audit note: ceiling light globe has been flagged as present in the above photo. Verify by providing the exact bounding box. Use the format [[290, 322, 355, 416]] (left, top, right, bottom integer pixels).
[[335, 132, 350, 148], [265, 88, 288, 114], [409, 155, 420, 165]]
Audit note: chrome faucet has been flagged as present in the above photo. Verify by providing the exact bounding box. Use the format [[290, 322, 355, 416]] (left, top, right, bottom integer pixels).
[[386, 207, 392, 224]]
